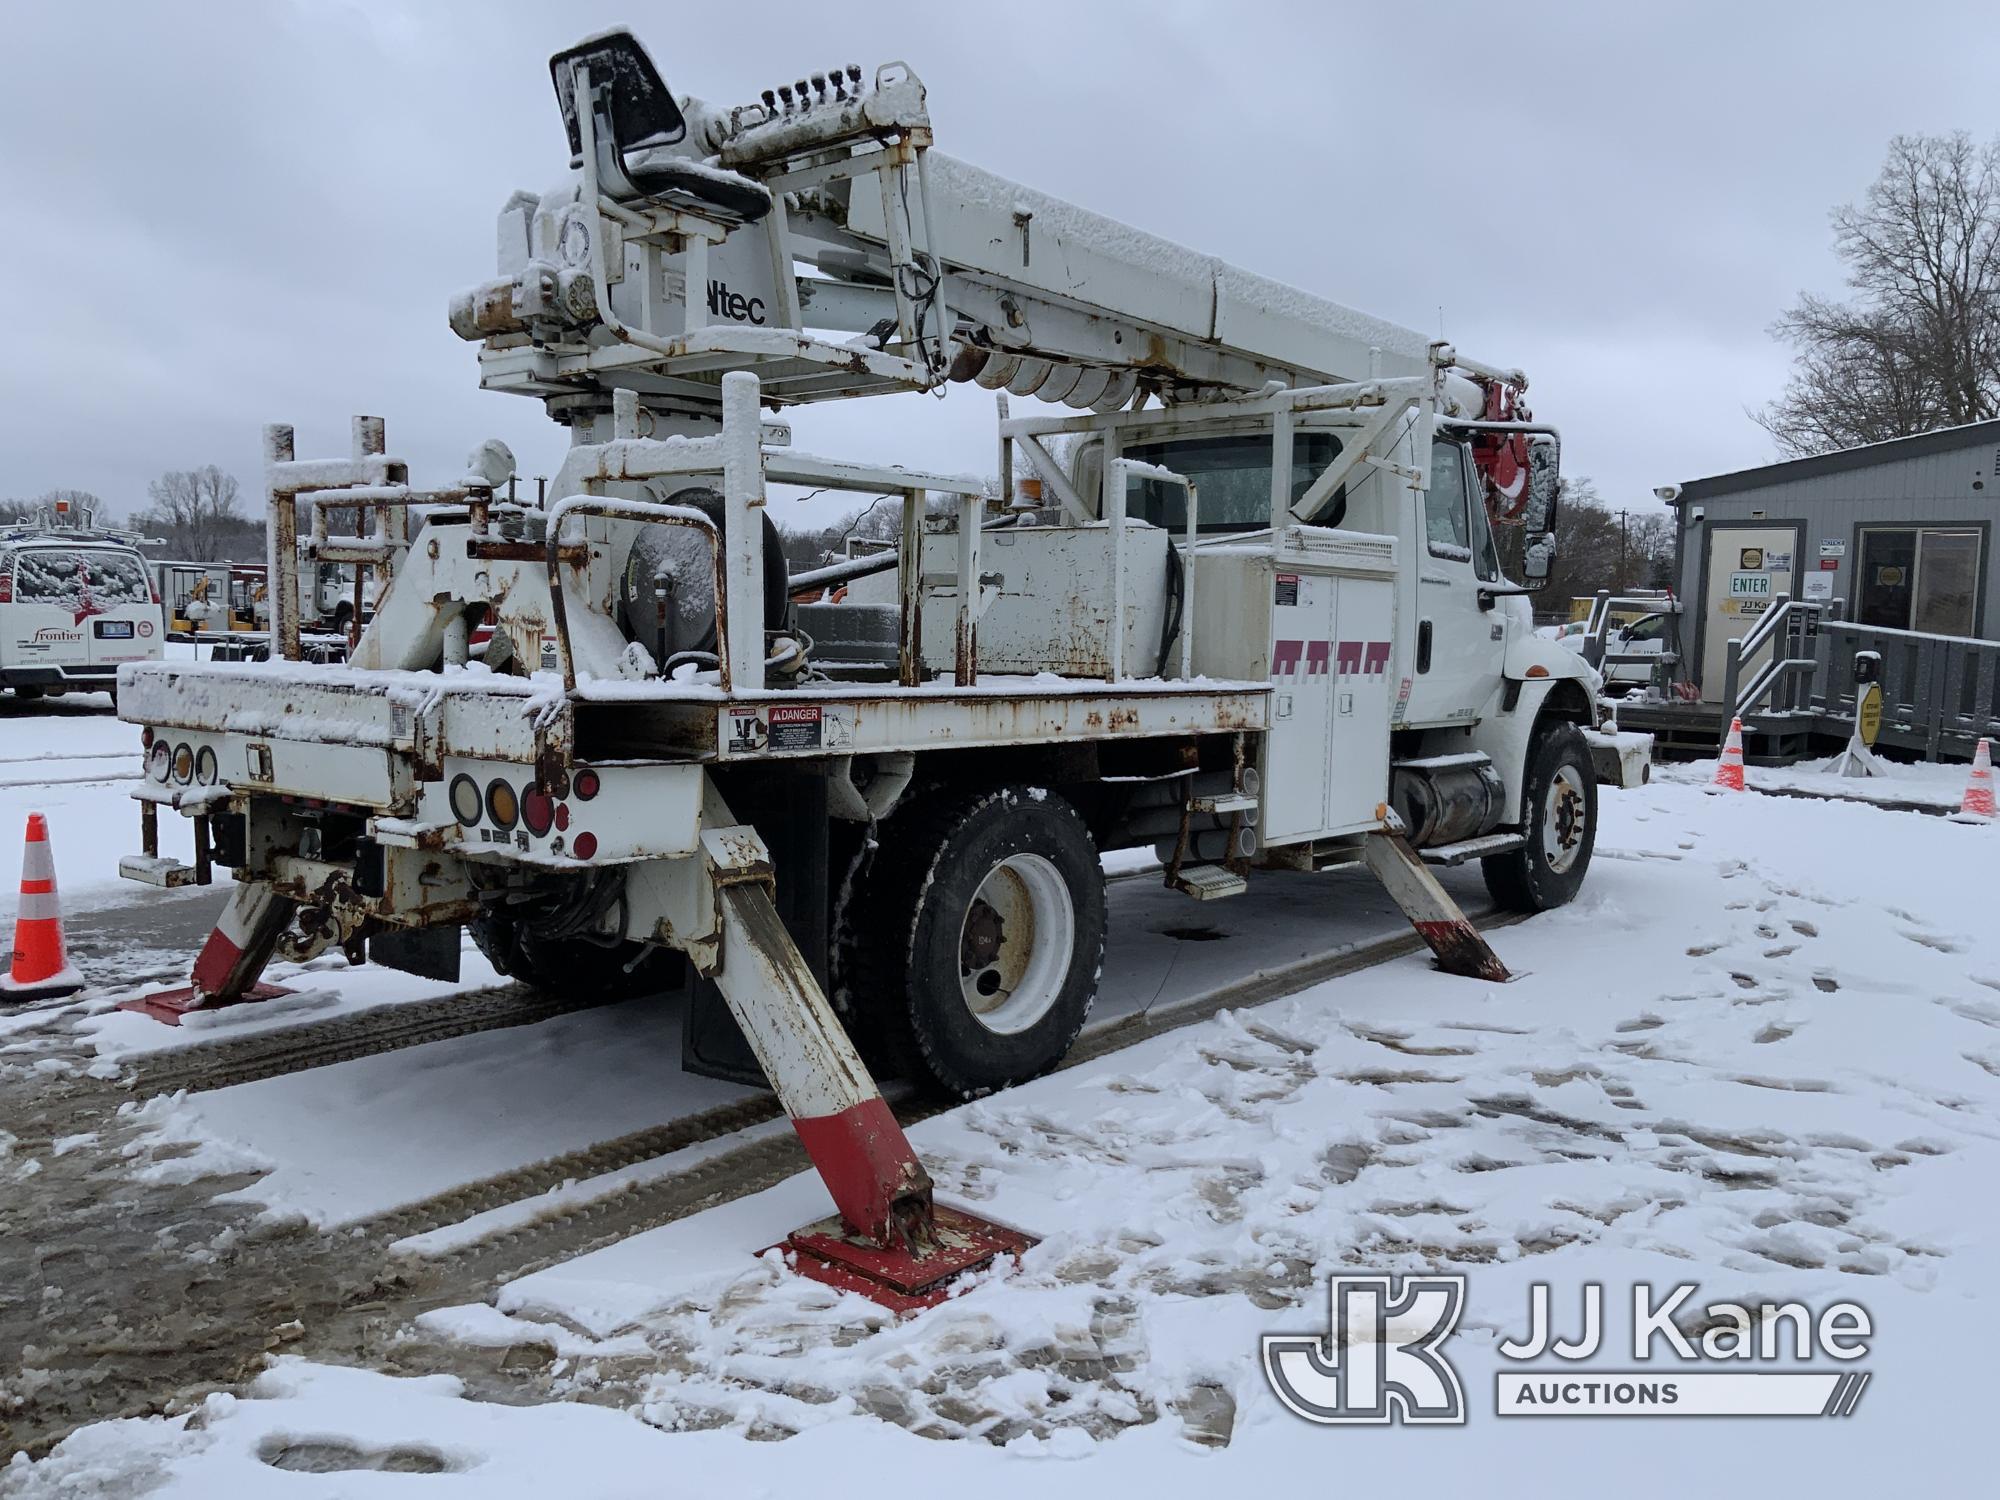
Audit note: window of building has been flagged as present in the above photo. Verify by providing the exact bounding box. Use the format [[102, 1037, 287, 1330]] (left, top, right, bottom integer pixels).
[[1855, 526, 1981, 636]]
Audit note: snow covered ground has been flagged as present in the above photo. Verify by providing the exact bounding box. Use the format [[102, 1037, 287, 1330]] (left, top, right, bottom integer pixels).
[[7, 761, 1997, 1494], [1658, 749, 1977, 810]]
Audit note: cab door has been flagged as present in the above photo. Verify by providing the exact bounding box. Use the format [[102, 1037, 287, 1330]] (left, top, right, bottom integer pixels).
[[1400, 439, 1505, 727]]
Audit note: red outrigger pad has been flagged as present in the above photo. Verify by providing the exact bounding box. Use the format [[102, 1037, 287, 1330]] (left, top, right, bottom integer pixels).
[[117, 982, 294, 1026], [773, 1204, 1036, 1315]]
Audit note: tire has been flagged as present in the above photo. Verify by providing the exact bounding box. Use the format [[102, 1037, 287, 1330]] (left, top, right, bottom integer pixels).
[[332, 603, 354, 637], [12, 687, 44, 702], [467, 912, 681, 1000], [1482, 721, 1597, 912], [836, 786, 1106, 1100]]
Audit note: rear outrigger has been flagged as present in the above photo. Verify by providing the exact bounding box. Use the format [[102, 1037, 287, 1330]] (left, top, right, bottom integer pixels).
[[115, 30, 1642, 1305]]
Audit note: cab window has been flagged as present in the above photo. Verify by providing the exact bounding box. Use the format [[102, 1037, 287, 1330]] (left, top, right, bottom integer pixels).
[[1121, 431, 1342, 533], [1425, 441, 1473, 558]]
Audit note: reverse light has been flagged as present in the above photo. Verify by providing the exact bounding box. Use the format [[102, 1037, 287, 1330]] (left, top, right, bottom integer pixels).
[[147, 742, 171, 782], [449, 774, 482, 827], [194, 746, 219, 786]]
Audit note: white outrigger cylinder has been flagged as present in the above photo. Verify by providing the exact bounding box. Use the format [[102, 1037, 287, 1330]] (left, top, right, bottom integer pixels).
[[118, 30, 1629, 1307]]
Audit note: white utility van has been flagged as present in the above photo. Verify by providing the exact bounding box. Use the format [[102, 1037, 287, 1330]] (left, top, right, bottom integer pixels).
[[0, 512, 164, 698]]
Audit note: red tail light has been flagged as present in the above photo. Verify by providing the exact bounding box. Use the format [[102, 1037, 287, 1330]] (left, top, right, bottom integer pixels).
[[0, 572, 12, 604]]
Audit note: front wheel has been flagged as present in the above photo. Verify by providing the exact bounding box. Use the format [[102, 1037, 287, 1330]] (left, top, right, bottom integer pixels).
[[1482, 721, 1597, 912], [837, 786, 1106, 1099]]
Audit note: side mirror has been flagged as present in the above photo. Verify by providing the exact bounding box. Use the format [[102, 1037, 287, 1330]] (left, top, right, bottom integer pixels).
[[549, 31, 685, 167], [1520, 434, 1561, 589]]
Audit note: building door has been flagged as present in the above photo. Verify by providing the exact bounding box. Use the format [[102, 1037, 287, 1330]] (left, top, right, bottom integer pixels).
[[1856, 527, 1979, 637], [1698, 526, 1800, 703]]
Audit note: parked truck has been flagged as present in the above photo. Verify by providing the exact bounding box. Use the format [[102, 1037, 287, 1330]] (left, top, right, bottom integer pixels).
[[115, 32, 1641, 1302]]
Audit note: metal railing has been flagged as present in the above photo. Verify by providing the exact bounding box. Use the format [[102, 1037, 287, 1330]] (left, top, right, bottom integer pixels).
[[1723, 594, 1826, 719], [1813, 619, 2000, 758]]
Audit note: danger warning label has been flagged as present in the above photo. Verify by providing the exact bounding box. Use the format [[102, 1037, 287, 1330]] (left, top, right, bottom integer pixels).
[[766, 704, 824, 751]]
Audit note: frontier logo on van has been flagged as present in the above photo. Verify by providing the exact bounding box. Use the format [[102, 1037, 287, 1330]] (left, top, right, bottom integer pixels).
[[31, 627, 83, 643]]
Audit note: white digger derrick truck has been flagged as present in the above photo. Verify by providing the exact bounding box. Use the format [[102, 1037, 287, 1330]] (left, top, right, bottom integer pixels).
[[115, 31, 1643, 1305]]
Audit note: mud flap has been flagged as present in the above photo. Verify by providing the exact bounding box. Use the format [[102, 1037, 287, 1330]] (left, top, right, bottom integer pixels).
[[682, 975, 768, 1087], [369, 923, 463, 982], [681, 775, 828, 1091]]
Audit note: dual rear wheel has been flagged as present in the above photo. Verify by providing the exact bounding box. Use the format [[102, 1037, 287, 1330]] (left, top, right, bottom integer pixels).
[[835, 786, 1106, 1100]]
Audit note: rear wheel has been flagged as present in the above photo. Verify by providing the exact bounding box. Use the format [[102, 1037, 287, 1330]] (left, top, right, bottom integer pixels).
[[1482, 721, 1596, 912], [836, 786, 1105, 1099], [12, 687, 43, 702]]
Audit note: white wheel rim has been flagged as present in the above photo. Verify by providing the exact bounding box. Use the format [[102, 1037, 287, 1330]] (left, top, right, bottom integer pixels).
[[957, 853, 1075, 1035], [1542, 764, 1588, 874]]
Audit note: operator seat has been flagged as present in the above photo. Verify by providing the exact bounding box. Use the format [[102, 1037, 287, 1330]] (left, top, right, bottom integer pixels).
[[619, 153, 772, 227], [550, 30, 772, 227]]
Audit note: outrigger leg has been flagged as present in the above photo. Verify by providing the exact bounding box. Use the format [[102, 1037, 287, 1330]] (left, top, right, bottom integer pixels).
[[697, 823, 1033, 1312], [1362, 814, 1513, 983], [121, 880, 298, 1024]]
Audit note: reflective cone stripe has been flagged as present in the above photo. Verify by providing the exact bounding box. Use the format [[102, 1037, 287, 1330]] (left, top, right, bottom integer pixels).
[[3, 813, 82, 997], [1714, 717, 1746, 792], [1962, 738, 1995, 819]]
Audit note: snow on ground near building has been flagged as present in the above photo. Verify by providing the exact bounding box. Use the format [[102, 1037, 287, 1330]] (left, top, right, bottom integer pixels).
[[1658, 751, 1977, 809], [12, 781, 1999, 1495]]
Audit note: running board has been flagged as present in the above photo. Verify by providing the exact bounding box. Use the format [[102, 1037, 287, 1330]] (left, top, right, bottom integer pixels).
[[1170, 863, 1249, 900], [1419, 832, 1525, 868]]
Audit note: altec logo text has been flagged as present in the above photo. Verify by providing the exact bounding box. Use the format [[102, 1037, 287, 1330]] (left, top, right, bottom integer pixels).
[[1263, 1276, 1873, 1424]]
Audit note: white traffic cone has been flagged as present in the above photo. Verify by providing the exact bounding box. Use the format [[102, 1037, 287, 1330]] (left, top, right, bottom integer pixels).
[[1712, 717, 1746, 792]]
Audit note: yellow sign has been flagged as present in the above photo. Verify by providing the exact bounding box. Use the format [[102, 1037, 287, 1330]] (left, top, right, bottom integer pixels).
[[1857, 682, 1883, 747]]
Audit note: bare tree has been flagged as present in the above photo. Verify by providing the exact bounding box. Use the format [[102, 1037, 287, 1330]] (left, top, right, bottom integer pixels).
[[135, 466, 246, 560], [1756, 132, 2000, 456]]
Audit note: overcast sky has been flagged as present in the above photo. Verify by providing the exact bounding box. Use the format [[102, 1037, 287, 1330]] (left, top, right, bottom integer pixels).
[[4, 1, 1998, 530]]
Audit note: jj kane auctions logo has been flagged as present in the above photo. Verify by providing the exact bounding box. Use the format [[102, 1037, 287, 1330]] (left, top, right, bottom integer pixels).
[[1263, 1276, 1873, 1423]]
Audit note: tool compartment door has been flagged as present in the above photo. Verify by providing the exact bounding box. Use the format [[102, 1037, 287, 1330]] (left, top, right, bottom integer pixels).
[[1261, 568, 1335, 841], [1324, 572, 1396, 834]]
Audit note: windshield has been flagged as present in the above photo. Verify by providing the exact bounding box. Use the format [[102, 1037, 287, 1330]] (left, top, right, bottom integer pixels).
[[12, 549, 153, 610], [1121, 431, 1342, 533]]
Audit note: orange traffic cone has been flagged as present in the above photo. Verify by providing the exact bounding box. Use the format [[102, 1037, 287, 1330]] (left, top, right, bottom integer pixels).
[[1958, 738, 1996, 821], [1712, 717, 1746, 792], [1, 813, 84, 1002]]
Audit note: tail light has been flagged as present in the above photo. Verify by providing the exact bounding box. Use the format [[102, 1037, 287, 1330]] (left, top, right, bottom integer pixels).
[[0, 572, 12, 604]]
